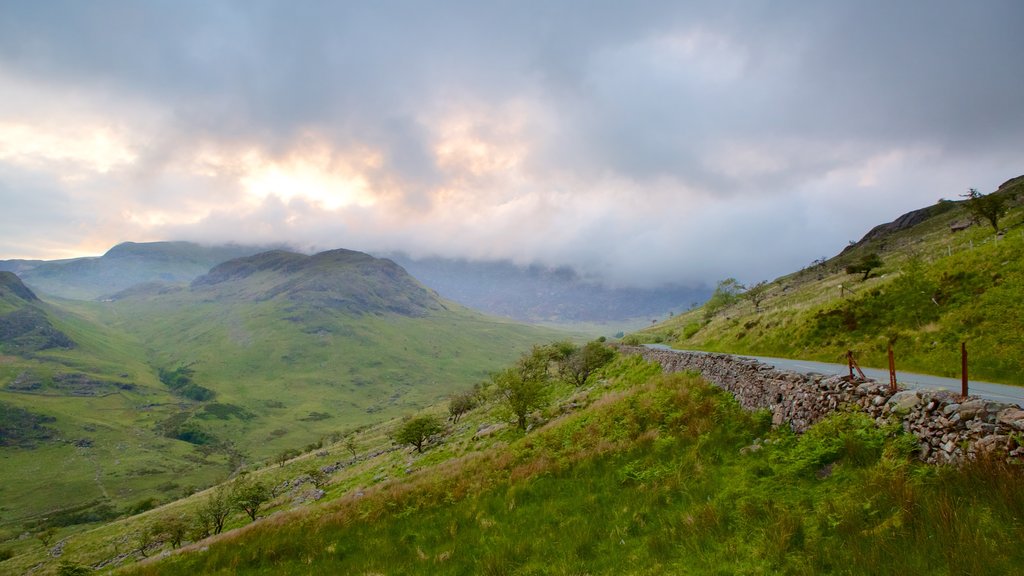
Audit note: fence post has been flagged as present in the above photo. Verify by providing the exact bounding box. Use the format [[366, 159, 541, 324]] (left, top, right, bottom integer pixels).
[[961, 342, 968, 398], [887, 343, 897, 394]]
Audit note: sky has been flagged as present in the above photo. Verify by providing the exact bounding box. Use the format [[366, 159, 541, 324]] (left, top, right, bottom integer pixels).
[[0, 1, 1021, 288]]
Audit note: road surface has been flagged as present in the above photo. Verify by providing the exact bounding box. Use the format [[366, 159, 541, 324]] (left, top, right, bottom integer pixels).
[[645, 345, 1024, 407]]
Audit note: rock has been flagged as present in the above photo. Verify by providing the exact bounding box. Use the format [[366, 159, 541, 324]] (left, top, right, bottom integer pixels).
[[958, 399, 988, 420], [998, 408, 1024, 431], [943, 403, 960, 416], [886, 390, 921, 412]]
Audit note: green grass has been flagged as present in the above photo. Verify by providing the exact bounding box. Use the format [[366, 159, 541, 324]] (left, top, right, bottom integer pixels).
[[1, 277, 570, 542], [638, 182, 1024, 385], [89, 356, 1023, 576]]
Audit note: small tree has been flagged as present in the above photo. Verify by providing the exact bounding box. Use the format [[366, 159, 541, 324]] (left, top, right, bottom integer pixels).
[[199, 485, 233, 535], [153, 513, 189, 549], [448, 391, 476, 423], [961, 187, 1010, 232], [845, 253, 882, 281], [306, 467, 329, 489], [703, 278, 745, 320], [37, 527, 58, 548], [494, 346, 553, 430], [231, 475, 271, 522], [395, 415, 445, 453], [343, 435, 359, 459], [743, 280, 770, 312], [558, 341, 615, 387]]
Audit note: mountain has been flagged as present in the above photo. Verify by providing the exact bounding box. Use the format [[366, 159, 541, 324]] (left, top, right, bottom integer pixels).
[[0, 248, 566, 537], [0, 272, 74, 354], [633, 175, 1024, 385], [385, 254, 710, 324], [0, 241, 278, 300], [189, 249, 444, 317]]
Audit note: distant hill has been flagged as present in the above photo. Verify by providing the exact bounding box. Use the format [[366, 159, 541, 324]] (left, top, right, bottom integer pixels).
[[190, 249, 445, 317], [386, 254, 709, 324], [636, 175, 1024, 385], [2, 243, 708, 326], [0, 248, 565, 534], [0, 241, 278, 300]]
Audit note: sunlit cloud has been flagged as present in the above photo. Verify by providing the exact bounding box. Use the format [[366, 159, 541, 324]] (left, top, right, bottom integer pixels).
[[224, 138, 379, 211], [0, 121, 137, 175]]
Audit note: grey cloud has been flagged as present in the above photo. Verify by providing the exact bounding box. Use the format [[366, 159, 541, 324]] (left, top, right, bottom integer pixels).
[[0, 1, 1021, 285]]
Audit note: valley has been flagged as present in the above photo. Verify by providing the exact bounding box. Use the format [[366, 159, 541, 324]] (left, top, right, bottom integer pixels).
[[0, 248, 568, 545]]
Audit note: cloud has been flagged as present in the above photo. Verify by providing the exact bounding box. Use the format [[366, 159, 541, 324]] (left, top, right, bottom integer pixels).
[[0, 1, 1021, 286]]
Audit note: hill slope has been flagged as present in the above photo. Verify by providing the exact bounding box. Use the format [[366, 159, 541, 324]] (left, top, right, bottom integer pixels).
[[0, 250, 566, 540], [7, 351, 1021, 575], [634, 175, 1024, 385]]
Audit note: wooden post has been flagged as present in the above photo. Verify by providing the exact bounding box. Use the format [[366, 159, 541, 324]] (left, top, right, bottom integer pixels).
[[847, 350, 855, 380], [887, 343, 897, 394], [961, 342, 969, 399]]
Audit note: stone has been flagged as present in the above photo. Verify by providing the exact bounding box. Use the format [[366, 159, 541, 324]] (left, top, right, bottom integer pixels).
[[958, 399, 988, 420], [943, 403, 960, 416], [997, 408, 1024, 431], [886, 390, 921, 412]]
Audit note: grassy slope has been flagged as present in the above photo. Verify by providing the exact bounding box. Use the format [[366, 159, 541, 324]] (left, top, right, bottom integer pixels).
[[0, 291, 228, 539], [635, 180, 1024, 385], [75, 288, 567, 459], [8, 352, 1018, 575], [1, 259, 568, 544]]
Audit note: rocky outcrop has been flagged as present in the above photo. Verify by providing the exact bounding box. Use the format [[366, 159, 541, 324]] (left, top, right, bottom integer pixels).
[[622, 346, 1024, 464]]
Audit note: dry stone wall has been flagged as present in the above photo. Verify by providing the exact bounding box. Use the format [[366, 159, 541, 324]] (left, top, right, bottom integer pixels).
[[621, 346, 1024, 464]]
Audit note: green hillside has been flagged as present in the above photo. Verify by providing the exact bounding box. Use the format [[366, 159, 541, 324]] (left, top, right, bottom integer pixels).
[[1, 272, 223, 540], [6, 349, 1020, 575], [633, 176, 1024, 385], [0, 250, 566, 544]]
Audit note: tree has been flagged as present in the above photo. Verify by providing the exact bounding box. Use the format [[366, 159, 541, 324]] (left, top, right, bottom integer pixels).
[[36, 527, 58, 548], [198, 484, 233, 535], [306, 467, 329, 489], [231, 475, 271, 522], [153, 513, 189, 549], [395, 415, 445, 453], [558, 341, 615, 387], [494, 346, 552, 430], [448, 391, 476, 423], [961, 187, 1011, 232], [845, 253, 883, 281], [343, 435, 359, 459], [703, 278, 745, 320], [743, 280, 770, 312]]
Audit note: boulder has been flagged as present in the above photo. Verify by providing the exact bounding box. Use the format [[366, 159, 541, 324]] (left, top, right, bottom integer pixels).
[[886, 390, 921, 412]]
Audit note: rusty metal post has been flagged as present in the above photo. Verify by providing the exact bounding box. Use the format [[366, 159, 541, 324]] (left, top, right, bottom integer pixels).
[[847, 350, 855, 379], [887, 343, 897, 394], [961, 342, 968, 398]]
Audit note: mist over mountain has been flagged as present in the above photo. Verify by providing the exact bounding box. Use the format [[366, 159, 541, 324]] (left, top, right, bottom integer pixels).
[[0, 241, 701, 324], [387, 253, 710, 323], [0, 241, 279, 300]]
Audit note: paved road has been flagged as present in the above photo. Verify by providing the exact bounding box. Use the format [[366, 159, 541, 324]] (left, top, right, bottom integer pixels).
[[645, 345, 1024, 407]]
